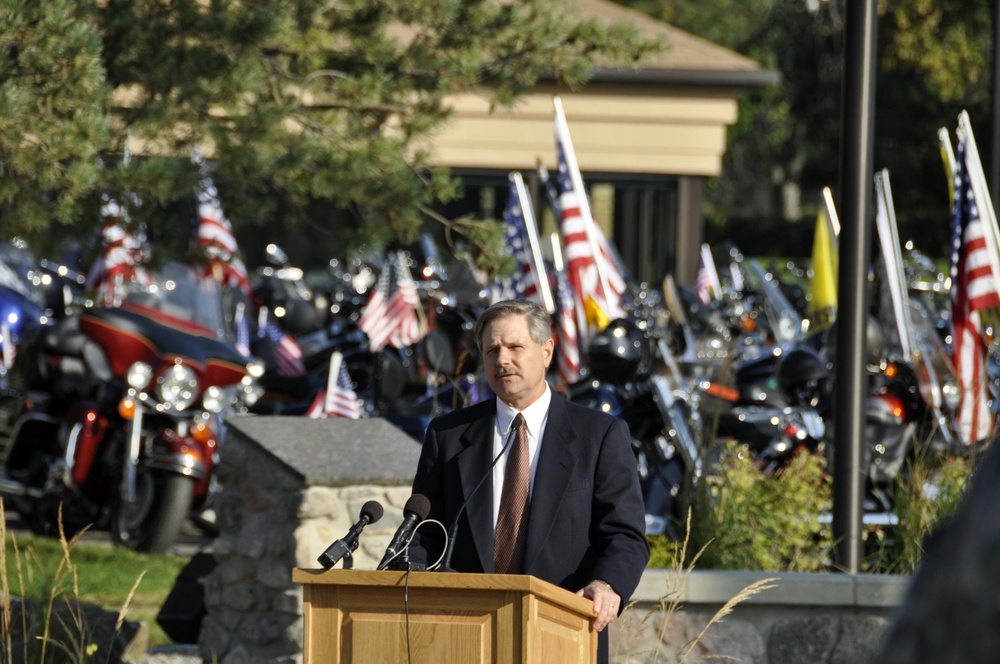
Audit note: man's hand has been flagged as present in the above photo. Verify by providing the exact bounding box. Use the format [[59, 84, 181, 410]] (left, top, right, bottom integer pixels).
[[577, 579, 622, 632]]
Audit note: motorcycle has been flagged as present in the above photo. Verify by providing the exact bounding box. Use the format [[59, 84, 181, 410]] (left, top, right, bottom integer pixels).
[[569, 315, 703, 540], [0, 261, 262, 551]]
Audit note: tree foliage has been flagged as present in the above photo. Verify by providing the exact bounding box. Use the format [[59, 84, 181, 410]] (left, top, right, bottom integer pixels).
[[623, 0, 995, 257], [0, 0, 654, 269]]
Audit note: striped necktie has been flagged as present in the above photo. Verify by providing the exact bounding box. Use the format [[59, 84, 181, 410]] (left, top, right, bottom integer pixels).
[[494, 413, 530, 574]]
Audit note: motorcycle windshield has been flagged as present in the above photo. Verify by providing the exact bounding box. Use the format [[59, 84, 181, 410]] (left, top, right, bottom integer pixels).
[[746, 259, 805, 346], [908, 298, 958, 434], [123, 261, 228, 338]]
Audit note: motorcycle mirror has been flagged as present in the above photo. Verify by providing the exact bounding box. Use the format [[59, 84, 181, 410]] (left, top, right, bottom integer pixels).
[[266, 244, 289, 266]]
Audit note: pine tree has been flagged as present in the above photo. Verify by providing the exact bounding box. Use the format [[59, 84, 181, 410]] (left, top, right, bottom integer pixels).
[[1, 0, 654, 270]]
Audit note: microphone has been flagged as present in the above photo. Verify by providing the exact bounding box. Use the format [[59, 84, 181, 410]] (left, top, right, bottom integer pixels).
[[377, 494, 432, 570], [438, 415, 524, 572], [317, 500, 384, 569]]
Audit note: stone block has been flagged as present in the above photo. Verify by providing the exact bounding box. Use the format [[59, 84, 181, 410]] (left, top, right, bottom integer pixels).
[[222, 584, 257, 612], [831, 615, 891, 664], [257, 559, 293, 589], [199, 615, 231, 659], [225, 415, 420, 487], [272, 589, 303, 615], [221, 644, 249, 664], [768, 616, 839, 664], [298, 486, 342, 520], [698, 618, 766, 663]]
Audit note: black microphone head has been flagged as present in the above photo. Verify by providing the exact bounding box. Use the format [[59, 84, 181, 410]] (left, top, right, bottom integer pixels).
[[361, 500, 384, 523], [404, 494, 431, 520]]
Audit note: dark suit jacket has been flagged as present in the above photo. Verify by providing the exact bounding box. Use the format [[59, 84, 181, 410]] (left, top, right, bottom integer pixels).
[[409, 393, 650, 606]]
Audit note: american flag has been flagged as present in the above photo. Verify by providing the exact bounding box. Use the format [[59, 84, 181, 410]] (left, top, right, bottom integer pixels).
[[553, 99, 627, 330], [192, 151, 252, 295], [261, 320, 307, 377], [233, 301, 251, 357], [950, 136, 1000, 444], [358, 251, 424, 352], [695, 245, 720, 305], [306, 351, 362, 419], [496, 178, 543, 304], [553, 269, 581, 386], [86, 198, 153, 307]]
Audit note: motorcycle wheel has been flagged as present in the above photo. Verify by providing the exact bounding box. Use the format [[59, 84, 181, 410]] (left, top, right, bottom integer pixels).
[[111, 468, 195, 553]]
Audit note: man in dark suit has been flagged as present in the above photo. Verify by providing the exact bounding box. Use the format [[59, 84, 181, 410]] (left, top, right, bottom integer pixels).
[[408, 299, 650, 662]]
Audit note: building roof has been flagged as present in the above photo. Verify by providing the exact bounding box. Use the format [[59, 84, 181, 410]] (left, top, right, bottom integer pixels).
[[580, 0, 780, 88]]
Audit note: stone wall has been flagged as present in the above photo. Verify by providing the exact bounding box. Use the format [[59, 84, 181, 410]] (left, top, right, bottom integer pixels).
[[608, 569, 908, 663], [197, 416, 422, 664]]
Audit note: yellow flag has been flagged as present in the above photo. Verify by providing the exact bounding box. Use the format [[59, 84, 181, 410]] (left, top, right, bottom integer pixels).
[[584, 295, 611, 332], [808, 207, 838, 328]]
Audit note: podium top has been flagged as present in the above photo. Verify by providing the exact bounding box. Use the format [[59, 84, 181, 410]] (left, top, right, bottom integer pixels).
[[293, 568, 596, 616]]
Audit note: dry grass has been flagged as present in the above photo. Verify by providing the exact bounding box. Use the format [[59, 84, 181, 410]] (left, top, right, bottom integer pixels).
[[0, 500, 148, 664], [616, 510, 778, 663]]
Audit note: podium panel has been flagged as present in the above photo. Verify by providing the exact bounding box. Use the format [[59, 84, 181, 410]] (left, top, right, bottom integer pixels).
[[293, 569, 597, 663]]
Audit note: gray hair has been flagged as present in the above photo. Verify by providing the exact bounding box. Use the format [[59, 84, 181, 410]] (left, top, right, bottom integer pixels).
[[474, 299, 553, 352]]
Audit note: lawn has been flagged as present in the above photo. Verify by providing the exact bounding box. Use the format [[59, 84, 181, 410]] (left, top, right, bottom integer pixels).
[[2, 527, 190, 651]]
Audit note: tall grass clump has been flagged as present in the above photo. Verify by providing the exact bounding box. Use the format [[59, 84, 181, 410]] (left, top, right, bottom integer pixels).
[[622, 510, 778, 662], [0, 500, 148, 664]]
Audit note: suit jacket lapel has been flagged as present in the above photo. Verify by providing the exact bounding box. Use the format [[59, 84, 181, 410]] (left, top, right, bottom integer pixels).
[[455, 402, 497, 572], [524, 395, 577, 572]]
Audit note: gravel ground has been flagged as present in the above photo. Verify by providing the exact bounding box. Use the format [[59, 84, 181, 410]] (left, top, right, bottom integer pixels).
[[134, 645, 202, 664]]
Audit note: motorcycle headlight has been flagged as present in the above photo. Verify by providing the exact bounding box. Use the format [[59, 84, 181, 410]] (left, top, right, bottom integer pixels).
[[202, 385, 229, 414], [247, 360, 265, 379], [157, 364, 200, 411], [126, 362, 154, 391], [942, 379, 961, 412], [242, 382, 264, 407]]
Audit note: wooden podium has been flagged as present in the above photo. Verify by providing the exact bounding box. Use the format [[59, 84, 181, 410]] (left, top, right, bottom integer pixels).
[[293, 568, 598, 663]]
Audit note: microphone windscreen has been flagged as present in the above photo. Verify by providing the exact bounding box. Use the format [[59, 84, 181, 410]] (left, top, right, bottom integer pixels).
[[361, 500, 385, 523], [405, 494, 432, 520]]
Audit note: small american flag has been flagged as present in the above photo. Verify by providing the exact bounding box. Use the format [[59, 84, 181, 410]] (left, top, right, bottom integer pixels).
[[307, 351, 362, 419], [85, 199, 153, 307], [358, 252, 424, 352], [553, 269, 581, 386], [192, 150, 251, 295], [496, 178, 543, 304], [233, 302, 251, 357], [950, 136, 1000, 444], [695, 245, 717, 305], [262, 320, 306, 377]]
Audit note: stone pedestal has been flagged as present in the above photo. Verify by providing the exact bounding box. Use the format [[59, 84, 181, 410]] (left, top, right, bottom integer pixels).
[[197, 416, 421, 664]]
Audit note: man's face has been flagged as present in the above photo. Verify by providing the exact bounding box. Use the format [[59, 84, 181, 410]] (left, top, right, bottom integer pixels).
[[481, 313, 553, 411]]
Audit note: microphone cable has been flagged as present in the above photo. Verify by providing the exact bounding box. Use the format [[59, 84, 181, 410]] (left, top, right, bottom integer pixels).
[[402, 518, 446, 664]]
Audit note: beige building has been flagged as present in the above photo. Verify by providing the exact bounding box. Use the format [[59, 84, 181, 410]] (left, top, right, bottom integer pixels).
[[429, 0, 778, 285]]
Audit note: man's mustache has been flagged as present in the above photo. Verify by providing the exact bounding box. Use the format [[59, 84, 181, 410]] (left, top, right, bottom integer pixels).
[[495, 367, 520, 379]]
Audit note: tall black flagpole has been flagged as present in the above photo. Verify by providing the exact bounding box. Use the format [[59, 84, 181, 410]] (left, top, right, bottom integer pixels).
[[832, 0, 878, 575]]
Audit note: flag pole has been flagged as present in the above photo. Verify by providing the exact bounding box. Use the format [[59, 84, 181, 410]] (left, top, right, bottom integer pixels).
[[699, 244, 722, 299], [822, 186, 842, 239], [553, 95, 614, 309], [958, 111, 1000, 297], [511, 172, 555, 313], [939, 127, 957, 206], [874, 170, 915, 361]]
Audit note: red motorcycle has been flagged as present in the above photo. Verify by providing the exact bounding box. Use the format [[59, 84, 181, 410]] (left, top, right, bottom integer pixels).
[[0, 262, 262, 551]]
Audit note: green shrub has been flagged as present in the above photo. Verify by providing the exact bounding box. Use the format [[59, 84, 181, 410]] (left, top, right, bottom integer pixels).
[[867, 452, 973, 574], [687, 441, 832, 571]]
